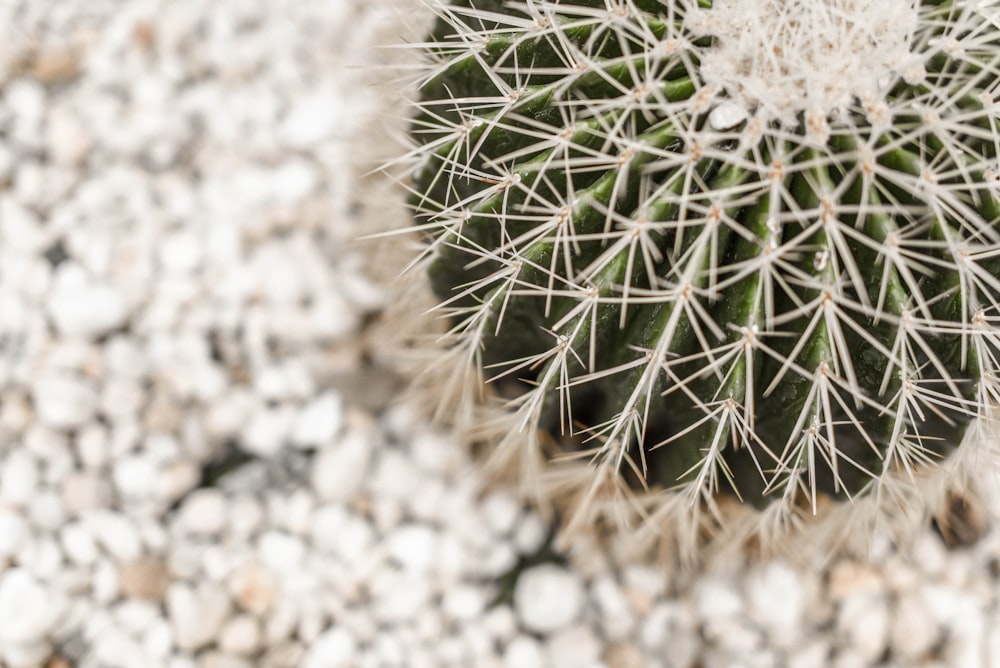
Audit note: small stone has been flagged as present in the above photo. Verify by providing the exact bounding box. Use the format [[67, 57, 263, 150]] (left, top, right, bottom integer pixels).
[[514, 513, 549, 556], [199, 653, 253, 668], [229, 496, 265, 538], [504, 635, 544, 668], [258, 530, 305, 574], [60, 522, 99, 565], [514, 565, 585, 633], [241, 406, 295, 458], [481, 491, 521, 537], [373, 574, 432, 624], [310, 427, 370, 503], [46, 106, 92, 166], [31, 48, 80, 84], [111, 455, 159, 501], [545, 625, 602, 667], [89, 511, 143, 564], [93, 628, 146, 668], [167, 582, 231, 651], [61, 472, 112, 514], [301, 628, 356, 668], [291, 392, 344, 448], [218, 615, 261, 656], [119, 557, 170, 601], [176, 488, 228, 536], [745, 561, 803, 647], [836, 593, 889, 664], [0, 450, 38, 506], [788, 639, 830, 668], [827, 560, 883, 600], [606, 643, 645, 668], [442, 584, 486, 623], [278, 91, 338, 148], [229, 561, 276, 615], [694, 576, 743, 621], [156, 458, 201, 506], [32, 374, 97, 430], [385, 524, 437, 574], [591, 574, 635, 641], [0, 569, 64, 646], [47, 264, 128, 339], [0, 509, 29, 558]]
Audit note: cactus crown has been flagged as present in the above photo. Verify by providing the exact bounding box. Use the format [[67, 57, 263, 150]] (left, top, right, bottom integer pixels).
[[401, 0, 1000, 552]]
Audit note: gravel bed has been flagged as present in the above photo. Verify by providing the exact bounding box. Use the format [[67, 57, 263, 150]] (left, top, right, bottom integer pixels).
[[2, 1, 1000, 667]]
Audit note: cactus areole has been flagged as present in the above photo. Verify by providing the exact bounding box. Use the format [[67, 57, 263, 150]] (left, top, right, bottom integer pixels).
[[407, 0, 1000, 519]]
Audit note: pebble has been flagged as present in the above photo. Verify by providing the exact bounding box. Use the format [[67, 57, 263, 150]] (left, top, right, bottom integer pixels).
[[0, 568, 63, 648], [310, 427, 371, 503], [291, 391, 344, 448], [515, 565, 585, 633], [545, 625, 602, 667], [47, 264, 129, 339], [385, 523, 437, 574], [218, 614, 262, 656], [504, 635, 545, 668], [119, 557, 171, 601], [302, 628, 356, 668], [31, 374, 97, 430], [176, 488, 228, 536], [166, 582, 232, 651], [442, 584, 486, 623]]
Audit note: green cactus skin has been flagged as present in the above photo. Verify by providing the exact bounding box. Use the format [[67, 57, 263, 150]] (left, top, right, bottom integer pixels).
[[403, 0, 1000, 544]]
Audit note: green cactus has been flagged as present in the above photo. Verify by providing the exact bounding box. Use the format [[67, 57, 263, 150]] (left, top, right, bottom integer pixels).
[[402, 0, 1000, 546]]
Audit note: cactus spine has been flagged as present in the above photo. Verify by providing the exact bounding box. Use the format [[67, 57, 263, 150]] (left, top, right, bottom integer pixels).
[[401, 0, 1000, 551]]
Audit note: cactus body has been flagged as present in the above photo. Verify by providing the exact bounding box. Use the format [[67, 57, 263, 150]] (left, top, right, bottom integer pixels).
[[404, 0, 1000, 545]]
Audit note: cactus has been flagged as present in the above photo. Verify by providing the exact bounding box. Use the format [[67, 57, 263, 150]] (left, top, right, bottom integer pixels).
[[400, 0, 1000, 551]]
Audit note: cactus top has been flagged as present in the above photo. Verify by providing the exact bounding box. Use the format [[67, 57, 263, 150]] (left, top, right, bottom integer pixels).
[[407, 0, 1000, 548], [688, 0, 922, 135]]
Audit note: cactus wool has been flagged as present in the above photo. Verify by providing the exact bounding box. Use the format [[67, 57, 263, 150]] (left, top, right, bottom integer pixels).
[[401, 0, 1000, 553]]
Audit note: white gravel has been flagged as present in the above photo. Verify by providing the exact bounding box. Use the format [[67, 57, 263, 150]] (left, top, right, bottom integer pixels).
[[1, 1, 1000, 668]]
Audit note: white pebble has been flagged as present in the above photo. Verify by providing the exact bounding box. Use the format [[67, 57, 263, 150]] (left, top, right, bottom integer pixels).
[[514, 513, 549, 556], [241, 406, 295, 458], [47, 264, 128, 339], [694, 576, 744, 621], [93, 628, 146, 668], [292, 392, 344, 448], [310, 427, 370, 502], [218, 615, 262, 656], [31, 374, 97, 430], [302, 628, 356, 668], [373, 574, 432, 624], [112, 454, 159, 501], [591, 574, 635, 641], [0, 568, 64, 646], [515, 565, 584, 633], [385, 524, 437, 574], [258, 530, 306, 574], [166, 582, 231, 651], [60, 522, 100, 565], [745, 561, 804, 647], [481, 491, 521, 537], [278, 91, 338, 148], [443, 584, 486, 623], [545, 625, 602, 668], [836, 593, 889, 664], [504, 635, 544, 668], [0, 450, 38, 506], [88, 510, 143, 563], [176, 488, 228, 536], [0, 509, 29, 558]]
